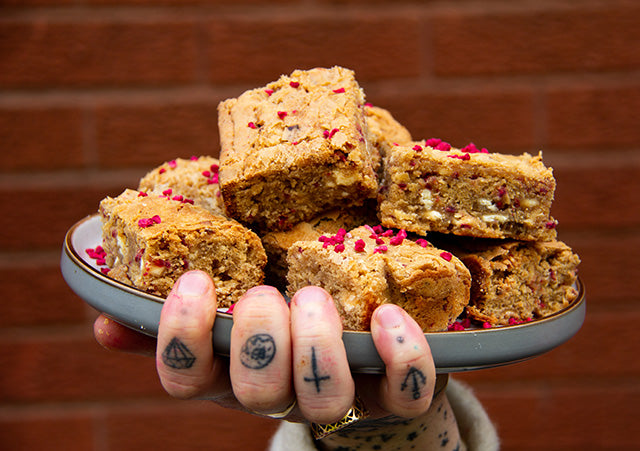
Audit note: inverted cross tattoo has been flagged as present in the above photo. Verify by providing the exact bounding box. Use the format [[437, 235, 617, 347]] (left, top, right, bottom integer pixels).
[[303, 346, 330, 393]]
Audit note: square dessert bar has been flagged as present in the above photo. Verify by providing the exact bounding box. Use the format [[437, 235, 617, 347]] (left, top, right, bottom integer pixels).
[[138, 156, 225, 217], [286, 226, 471, 332], [379, 139, 558, 241], [99, 189, 267, 306], [430, 235, 581, 326], [218, 66, 378, 231], [260, 205, 377, 289]]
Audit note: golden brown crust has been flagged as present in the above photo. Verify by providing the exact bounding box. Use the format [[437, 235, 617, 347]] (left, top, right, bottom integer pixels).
[[99, 189, 266, 306], [138, 156, 225, 217], [218, 67, 378, 231], [379, 141, 558, 241], [286, 226, 471, 331], [430, 235, 580, 325]]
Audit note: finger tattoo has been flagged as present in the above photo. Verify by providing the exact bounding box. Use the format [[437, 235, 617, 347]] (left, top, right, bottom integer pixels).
[[400, 366, 427, 400], [240, 334, 276, 369], [162, 337, 196, 369], [303, 346, 330, 393]]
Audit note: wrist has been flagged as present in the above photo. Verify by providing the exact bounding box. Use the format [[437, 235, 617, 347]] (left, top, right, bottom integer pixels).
[[316, 376, 465, 451]]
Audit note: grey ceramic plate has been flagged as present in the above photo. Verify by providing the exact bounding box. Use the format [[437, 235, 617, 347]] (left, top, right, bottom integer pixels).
[[61, 214, 586, 374]]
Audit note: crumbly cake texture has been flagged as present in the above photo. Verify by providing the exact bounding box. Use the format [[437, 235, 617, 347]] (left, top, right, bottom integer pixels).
[[138, 156, 225, 216], [260, 204, 378, 288], [99, 189, 267, 306], [364, 104, 412, 171], [431, 235, 581, 326], [378, 139, 558, 241], [285, 226, 471, 332], [218, 66, 378, 231]]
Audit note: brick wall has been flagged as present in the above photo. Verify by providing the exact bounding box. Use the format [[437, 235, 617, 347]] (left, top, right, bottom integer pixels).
[[1, 1, 638, 449]]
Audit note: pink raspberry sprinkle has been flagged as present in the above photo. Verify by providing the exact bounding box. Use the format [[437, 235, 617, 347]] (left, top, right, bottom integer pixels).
[[226, 303, 235, 314], [373, 245, 388, 254], [334, 243, 345, 253], [440, 251, 453, 261], [138, 215, 161, 228], [207, 174, 219, 184], [100, 267, 110, 275], [364, 102, 373, 108], [159, 168, 166, 174], [167, 160, 177, 169], [289, 81, 300, 88], [415, 239, 429, 248], [482, 322, 492, 329], [190, 155, 198, 161], [210, 164, 219, 173], [183, 198, 194, 204], [138, 191, 148, 197], [448, 322, 466, 331], [372, 225, 384, 234], [545, 220, 557, 229], [172, 195, 184, 202], [447, 153, 471, 161], [248, 122, 257, 129], [202, 170, 211, 177], [381, 229, 394, 237], [354, 239, 366, 252], [323, 128, 340, 139], [264, 89, 274, 96], [277, 111, 288, 120], [413, 145, 423, 152], [389, 229, 407, 246], [162, 189, 173, 196], [436, 142, 451, 151], [425, 138, 442, 148], [96, 258, 106, 266], [332, 87, 346, 94], [375, 237, 385, 245]]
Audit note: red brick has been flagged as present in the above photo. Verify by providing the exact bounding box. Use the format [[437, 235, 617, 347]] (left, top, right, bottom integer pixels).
[[561, 231, 640, 302], [0, 333, 165, 402], [551, 164, 640, 229], [0, 106, 85, 172], [205, 14, 422, 85], [0, 410, 95, 451], [95, 101, 220, 168], [0, 21, 199, 88], [431, 5, 640, 77], [0, 183, 138, 251], [368, 87, 535, 152], [0, 263, 88, 327], [107, 402, 279, 451], [469, 385, 640, 449], [547, 83, 640, 149]]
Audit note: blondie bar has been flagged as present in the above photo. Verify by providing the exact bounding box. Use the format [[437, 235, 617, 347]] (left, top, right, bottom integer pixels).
[[379, 139, 558, 240], [286, 225, 471, 332], [218, 66, 378, 231], [431, 235, 581, 325], [99, 189, 267, 306], [138, 156, 225, 217]]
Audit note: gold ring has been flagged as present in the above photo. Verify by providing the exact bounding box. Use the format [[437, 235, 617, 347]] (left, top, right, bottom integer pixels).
[[254, 398, 297, 419], [310, 394, 369, 440]]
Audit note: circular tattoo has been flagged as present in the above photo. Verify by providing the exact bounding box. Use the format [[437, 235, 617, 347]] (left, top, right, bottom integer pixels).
[[240, 334, 276, 369]]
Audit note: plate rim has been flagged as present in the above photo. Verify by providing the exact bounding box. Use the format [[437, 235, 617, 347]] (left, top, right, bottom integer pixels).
[[62, 214, 586, 374]]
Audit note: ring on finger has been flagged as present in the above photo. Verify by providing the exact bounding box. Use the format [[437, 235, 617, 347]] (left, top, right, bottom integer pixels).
[[250, 398, 297, 419], [310, 394, 369, 440]]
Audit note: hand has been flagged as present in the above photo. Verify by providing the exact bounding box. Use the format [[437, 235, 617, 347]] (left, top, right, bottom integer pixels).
[[94, 270, 437, 425]]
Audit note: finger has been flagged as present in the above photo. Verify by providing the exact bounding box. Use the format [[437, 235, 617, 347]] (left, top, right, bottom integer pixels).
[[156, 270, 219, 399], [230, 286, 293, 415], [370, 304, 436, 418], [290, 286, 355, 424], [93, 314, 156, 357]]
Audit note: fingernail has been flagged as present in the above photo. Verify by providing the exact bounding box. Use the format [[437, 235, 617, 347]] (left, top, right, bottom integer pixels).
[[375, 304, 405, 330], [243, 285, 280, 298], [293, 286, 330, 307], [176, 271, 210, 297]]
